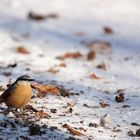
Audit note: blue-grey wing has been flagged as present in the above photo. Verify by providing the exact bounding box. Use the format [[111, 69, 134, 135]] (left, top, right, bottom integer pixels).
[[1, 83, 16, 100]]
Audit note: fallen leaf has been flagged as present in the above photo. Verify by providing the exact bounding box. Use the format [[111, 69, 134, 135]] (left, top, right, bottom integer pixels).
[[115, 93, 125, 102], [62, 124, 84, 136], [47, 67, 59, 74], [36, 110, 50, 119], [17, 46, 29, 54], [96, 62, 107, 70], [86, 40, 112, 54], [31, 83, 60, 96], [87, 51, 96, 61], [50, 109, 57, 113], [89, 72, 103, 80], [25, 105, 38, 112], [103, 26, 114, 34], [100, 101, 110, 108], [56, 51, 83, 60], [58, 63, 67, 67], [28, 12, 46, 21]]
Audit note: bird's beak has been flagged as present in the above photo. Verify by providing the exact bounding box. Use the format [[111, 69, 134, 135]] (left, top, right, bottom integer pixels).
[[28, 78, 35, 81]]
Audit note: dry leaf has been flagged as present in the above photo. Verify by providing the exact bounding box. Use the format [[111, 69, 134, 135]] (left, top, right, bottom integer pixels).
[[58, 63, 67, 67], [36, 110, 50, 119], [96, 62, 107, 70], [115, 93, 125, 102], [28, 12, 46, 20], [31, 83, 60, 96], [17, 46, 29, 54], [62, 124, 84, 136], [100, 101, 110, 108], [47, 67, 59, 74], [87, 51, 96, 61], [56, 51, 83, 60], [86, 40, 112, 54], [103, 26, 114, 34], [89, 73, 103, 80]]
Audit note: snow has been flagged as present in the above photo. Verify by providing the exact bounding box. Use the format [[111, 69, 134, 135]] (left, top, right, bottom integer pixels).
[[0, 0, 140, 139]]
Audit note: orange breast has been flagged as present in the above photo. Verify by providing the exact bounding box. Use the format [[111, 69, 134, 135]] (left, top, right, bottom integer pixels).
[[5, 84, 32, 108]]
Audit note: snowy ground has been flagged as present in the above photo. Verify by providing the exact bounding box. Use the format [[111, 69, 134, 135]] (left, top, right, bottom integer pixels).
[[0, 0, 140, 140]]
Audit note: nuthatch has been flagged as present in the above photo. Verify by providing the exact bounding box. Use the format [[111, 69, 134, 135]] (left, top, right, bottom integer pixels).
[[0, 75, 34, 109]]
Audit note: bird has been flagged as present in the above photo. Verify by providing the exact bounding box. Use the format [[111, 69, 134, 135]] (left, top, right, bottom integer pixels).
[[0, 75, 34, 109]]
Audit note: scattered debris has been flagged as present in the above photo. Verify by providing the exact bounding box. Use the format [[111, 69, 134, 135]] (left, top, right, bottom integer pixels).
[[86, 40, 112, 54], [103, 26, 114, 34], [99, 101, 110, 108], [127, 130, 135, 137], [88, 123, 99, 128], [87, 51, 96, 61], [96, 62, 107, 70], [100, 113, 111, 128], [50, 109, 57, 113], [47, 67, 60, 74], [31, 83, 60, 96], [62, 124, 84, 136], [36, 110, 50, 120], [115, 93, 125, 102], [56, 51, 83, 60], [16, 46, 29, 54], [28, 12, 46, 21], [29, 124, 42, 135], [89, 72, 103, 80]]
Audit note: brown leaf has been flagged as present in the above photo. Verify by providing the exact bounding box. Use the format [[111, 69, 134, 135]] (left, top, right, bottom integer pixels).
[[31, 83, 60, 96], [17, 46, 29, 54], [89, 72, 103, 80], [58, 63, 67, 67], [25, 105, 38, 112], [47, 67, 59, 74], [96, 62, 107, 70], [36, 110, 50, 119], [87, 51, 96, 61], [62, 124, 84, 136], [56, 51, 83, 60], [103, 26, 114, 34], [86, 40, 112, 54], [100, 101, 110, 108], [50, 109, 57, 113], [28, 12, 46, 21], [115, 93, 125, 102]]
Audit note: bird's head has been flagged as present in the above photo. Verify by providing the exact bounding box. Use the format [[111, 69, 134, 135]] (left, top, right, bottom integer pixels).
[[16, 75, 35, 83]]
